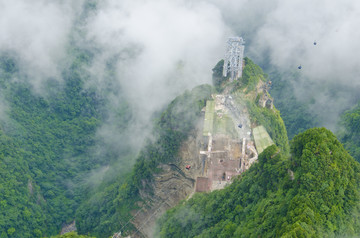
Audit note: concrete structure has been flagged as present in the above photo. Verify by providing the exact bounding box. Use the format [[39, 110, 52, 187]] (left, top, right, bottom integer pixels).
[[223, 37, 245, 81], [252, 125, 274, 154], [195, 177, 210, 192], [196, 95, 258, 192]]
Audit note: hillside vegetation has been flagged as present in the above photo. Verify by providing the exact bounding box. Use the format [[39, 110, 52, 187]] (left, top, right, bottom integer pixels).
[[76, 57, 290, 237], [157, 128, 360, 237], [268, 71, 318, 139], [0, 3, 137, 237], [50, 232, 94, 238], [75, 84, 215, 237], [1, 23, 359, 238], [0, 32, 135, 238], [0, 29, 213, 238], [226, 57, 289, 154], [338, 102, 360, 162], [0, 46, 111, 237]]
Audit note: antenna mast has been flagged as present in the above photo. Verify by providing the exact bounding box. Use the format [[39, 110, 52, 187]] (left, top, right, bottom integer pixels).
[[222, 37, 245, 81]]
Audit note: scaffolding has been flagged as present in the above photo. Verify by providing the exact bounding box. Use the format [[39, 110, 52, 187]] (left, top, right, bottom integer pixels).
[[222, 37, 245, 81]]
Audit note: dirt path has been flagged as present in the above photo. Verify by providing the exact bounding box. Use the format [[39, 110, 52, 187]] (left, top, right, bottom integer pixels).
[[223, 95, 251, 141]]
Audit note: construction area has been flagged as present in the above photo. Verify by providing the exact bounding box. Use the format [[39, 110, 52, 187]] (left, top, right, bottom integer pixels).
[[114, 36, 276, 238], [115, 92, 276, 238], [195, 94, 273, 192]]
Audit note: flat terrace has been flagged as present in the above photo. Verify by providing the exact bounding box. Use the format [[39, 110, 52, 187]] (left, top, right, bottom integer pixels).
[[208, 154, 241, 190], [203, 100, 215, 136], [252, 125, 274, 154], [198, 135, 242, 192], [197, 95, 252, 192]]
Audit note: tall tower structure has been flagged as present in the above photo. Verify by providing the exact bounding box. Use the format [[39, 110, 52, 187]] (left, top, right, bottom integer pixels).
[[222, 37, 245, 81]]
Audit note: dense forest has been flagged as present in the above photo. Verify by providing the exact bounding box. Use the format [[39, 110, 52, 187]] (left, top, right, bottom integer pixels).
[[75, 84, 214, 237], [268, 71, 318, 139], [1, 1, 359, 236], [338, 102, 360, 162], [0, 49, 101, 237], [0, 49, 127, 238], [0, 2, 215, 235], [50, 231, 94, 238], [267, 69, 360, 163], [2, 40, 360, 237], [157, 128, 360, 237], [0, 11, 134, 236]]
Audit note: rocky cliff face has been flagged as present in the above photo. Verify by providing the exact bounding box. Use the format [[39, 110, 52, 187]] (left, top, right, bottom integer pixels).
[[129, 90, 270, 237], [130, 118, 205, 237]]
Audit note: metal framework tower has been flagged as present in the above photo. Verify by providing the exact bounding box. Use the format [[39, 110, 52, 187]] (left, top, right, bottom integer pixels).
[[222, 37, 245, 81]]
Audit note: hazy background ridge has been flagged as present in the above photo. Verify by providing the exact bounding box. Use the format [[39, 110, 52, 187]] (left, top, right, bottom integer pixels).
[[1, 0, 360, 142]]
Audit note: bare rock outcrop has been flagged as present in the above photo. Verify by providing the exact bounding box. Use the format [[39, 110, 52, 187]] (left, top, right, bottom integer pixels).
[[60, 220, 76, 235], [130, 120, 205, 237]]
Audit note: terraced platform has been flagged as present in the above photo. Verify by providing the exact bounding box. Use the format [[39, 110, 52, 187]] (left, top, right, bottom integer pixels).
[[252, 125, 274, 154]]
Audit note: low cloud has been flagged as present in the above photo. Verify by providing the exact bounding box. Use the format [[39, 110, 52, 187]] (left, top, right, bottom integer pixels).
[[2, 0, 359, 152], [0, 0, 82, 91], [204, 0, 360, 129], [246, 0, 360, 128], [85, 0, 232, 148]]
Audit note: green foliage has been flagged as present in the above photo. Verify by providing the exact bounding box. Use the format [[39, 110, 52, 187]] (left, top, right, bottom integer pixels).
[[0, 37, 132, 237], [75, 84, 215, 237], [157, 128, 360, 237], [287, 128, 360, 236], [225, 58, 289, 154], [0, 52, 101, 236], [50, 231, 95, 238], [138, 84, 214, 184], [241, 57, 267, 92], [228, 57, 267, 93], [212, 59, 228, 92], [246, 99, 290, 154], [75, 168, 138, 238], [338, 102, 360, 162], [213, 56, 266, 94], [268, 71, 318, 139], [0, 22, 213, 237]]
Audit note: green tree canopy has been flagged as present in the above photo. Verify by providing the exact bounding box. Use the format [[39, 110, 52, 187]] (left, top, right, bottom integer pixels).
[[157, 128, 360, 237]]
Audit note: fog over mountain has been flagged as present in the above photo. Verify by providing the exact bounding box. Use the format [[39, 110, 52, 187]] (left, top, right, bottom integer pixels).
[[1, 1, 360, 237], [0, 1, 81, 89], [83, 0, 230, 148], [1, 0, 360, 132]]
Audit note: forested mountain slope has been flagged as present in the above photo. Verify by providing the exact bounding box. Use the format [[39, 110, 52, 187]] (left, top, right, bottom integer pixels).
[[75, 57, 290, 237], [268, 71, 318, 139], [157, 128, 360, 237], [0, 22, 359, 238], [75, 84, 214, 237], [338, 102, 360, 162], [2, 45, 359, 238], [0, 42, 132, 237], [0, 53, 96, 237], [0, 2, 138, 237]]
